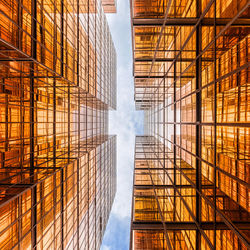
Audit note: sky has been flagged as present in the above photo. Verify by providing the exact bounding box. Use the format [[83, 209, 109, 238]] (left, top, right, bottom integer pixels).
[[101, 1, 144, 249]]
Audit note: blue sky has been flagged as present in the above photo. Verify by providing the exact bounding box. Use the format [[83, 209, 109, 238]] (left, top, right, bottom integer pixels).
[[101, 1, 144, 249]]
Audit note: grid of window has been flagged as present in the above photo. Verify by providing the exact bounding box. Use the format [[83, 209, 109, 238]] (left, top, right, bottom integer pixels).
[[101, 0, 117, 13], [130, 0, 249, 249], [0, 0, 116, 249]]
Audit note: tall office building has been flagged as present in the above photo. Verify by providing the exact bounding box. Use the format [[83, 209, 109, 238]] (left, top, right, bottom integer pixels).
[[0, 0, 117, 249], [130, 0, 249, 249]]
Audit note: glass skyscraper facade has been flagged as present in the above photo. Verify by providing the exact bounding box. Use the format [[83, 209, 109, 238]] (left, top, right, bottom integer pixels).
[[130, 0, 249, 249], [0, 0, 117, 249]]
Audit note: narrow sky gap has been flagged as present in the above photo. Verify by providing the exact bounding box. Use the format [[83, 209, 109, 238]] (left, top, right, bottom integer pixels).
[[101, 1, 144, 249]]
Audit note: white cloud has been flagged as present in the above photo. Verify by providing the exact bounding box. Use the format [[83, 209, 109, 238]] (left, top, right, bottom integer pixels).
[[101, 245, 111, 250]]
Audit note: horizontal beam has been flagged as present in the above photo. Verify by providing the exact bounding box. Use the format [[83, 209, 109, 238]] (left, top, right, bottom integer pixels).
[[135, 75, 164, 79], [135, 100, 163, 102], [134, 184, 213, 189], [133, 18, 250, 26], [132, 221, 250, 230], [0, 58, 33, 62], [134, 58, 213, 62], [134, 75, 194, 79]]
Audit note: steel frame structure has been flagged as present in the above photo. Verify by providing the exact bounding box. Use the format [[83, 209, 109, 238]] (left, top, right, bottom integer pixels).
[[0, 0, 117, 249], [130, 0, 249, 249]]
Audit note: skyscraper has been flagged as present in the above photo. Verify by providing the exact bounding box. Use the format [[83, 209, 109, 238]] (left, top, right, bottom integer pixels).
[[0, 0, 117, 249], [130, 0, 249, 249]]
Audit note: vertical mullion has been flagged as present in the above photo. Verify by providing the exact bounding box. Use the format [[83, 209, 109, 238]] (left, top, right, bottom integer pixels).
[[173, 24, 177, 249], [60, 2, 64, 248], [86, 4, 90, 246], [76, 0, 80, 248], [18, 196, 22, 250], [213, 0, 217, 248], [94, 2, 97, 248], [195, 0, 202, 248], [31, 0, 37, 247], [60, 165, 64, 249], [61, 0, 64, 77]]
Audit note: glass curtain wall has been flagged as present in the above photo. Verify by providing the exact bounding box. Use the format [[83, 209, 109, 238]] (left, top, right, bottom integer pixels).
[[0, 0, 117, 249], [130, 0, 249, 249]]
